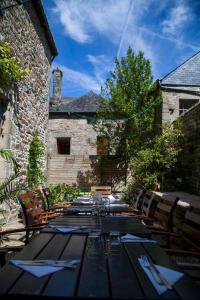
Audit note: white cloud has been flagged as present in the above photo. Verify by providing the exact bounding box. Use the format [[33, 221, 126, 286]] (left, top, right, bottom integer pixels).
[[87, 54, 112, 83], [162, 2, 192, 36], [52, 0, 184, 73], [53, 0, 131, 44], [53, 64, 101, 94]]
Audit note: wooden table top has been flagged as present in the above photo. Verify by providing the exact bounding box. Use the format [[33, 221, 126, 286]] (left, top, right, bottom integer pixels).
[[0, 231, 199, 299], [43, 215, 151, 237]]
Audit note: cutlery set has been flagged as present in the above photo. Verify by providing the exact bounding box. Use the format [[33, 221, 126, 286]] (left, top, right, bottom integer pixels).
[[140, 255, 172, 289], [17, 259, 80, 268]]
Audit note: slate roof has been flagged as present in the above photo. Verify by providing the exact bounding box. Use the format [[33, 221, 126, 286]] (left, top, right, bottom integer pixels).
[[50, 91, 101, 113], [161, 50, 200, 86]]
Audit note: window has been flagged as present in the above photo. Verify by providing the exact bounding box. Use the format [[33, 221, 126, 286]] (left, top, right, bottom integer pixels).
[[57, 138, 70, 154], [179, 99, 199, 115]]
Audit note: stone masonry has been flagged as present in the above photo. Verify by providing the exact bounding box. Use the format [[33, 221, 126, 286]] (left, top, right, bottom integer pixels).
[[0, 0, 57, 180], [161, 87, 200, 123], [179, 102, 200, 195], [48, 69, 126, 191], [159, 51, 200, 195]]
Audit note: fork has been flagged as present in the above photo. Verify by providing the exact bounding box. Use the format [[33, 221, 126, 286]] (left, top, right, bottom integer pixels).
[[141, 255, 172, 289], [141, 255, 163, 284]]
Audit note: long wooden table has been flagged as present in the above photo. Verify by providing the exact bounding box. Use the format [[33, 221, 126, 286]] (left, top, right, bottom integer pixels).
[[0, 215, 199, 299], [44, 215, 151, 237]]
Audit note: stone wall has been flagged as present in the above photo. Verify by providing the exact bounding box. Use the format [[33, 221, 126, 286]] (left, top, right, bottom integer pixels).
[[178, 102, 200, 195], [48, 117, 126, 191], [161, 86, 200, 123], [0, 0, 53, 179]]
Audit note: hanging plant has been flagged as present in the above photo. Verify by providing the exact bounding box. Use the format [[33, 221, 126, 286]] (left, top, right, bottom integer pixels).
[[0, 42, 30, 87]]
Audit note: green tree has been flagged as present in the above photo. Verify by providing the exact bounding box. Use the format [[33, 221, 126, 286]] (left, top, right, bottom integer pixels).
[[27, 132, 46, 189], [94, 47, 161, 182], [129, 122, 183, 190]]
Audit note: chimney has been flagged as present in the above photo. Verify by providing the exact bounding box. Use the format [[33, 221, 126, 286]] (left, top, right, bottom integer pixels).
[[51, 68, 63, 106]]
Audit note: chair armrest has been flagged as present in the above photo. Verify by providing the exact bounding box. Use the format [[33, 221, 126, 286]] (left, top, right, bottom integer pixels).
[[136, 215, 154, 221], [0, 246, 24, 252], [165, 248, 200, 257], [150, 230, 181, 237], [0, 225, 46, 236]]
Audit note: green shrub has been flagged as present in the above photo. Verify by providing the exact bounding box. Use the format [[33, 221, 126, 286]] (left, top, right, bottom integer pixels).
[[129, 122, 183, 191], [48, 183, 80, 207]]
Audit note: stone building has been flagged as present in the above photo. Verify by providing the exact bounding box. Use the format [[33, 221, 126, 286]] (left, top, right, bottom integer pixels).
[[179, 102, 200, 195], [0, 0, 57, 180], [48, 69, 126, 191], [159, 51, 200, 195], [159, 51, 200, 123]]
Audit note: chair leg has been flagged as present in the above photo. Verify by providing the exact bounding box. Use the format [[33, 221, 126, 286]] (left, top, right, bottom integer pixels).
[[25, 230, 30, 245], [0, 249, 7, 267]]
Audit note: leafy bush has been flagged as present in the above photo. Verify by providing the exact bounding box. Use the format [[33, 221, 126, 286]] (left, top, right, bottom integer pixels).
[[0, 42, 29, 86], [121, 179, 138, 205], [48, 183, 80, 206], [129, 122, 183, 191]]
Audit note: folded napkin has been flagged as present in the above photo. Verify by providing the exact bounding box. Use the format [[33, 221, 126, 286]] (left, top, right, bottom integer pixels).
[[9, 259, 80, 278], [121, 233, 157, 243], [138, 257, 184, 295], [48, 225, 87, 233]]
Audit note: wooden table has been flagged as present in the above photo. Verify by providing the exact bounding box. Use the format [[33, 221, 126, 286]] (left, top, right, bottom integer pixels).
[[43, 215, 151, 237], [0, 231, 199, 299], [62, 204, 135, 216]]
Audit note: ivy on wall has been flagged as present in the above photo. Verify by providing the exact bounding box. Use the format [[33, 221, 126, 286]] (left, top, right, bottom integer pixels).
[[0, 42, 30, 87], [27, 131, 46, 189]]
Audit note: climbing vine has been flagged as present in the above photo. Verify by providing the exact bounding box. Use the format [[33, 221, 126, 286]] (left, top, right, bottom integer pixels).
[[0, 42, 29, 87], [27, 132, 46, 189]]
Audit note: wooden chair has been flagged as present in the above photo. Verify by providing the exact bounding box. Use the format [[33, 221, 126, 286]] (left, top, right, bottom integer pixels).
[[42, 187, 70, 210], [149, 194, 180, 231], [0, 224, 46, 266], [18, 190, 59, 227], [133, 188, 144, 210], [152, 200, 200, 281], [140, 190, 157, 218], [91, 186, 111, 196], [119, 193, 180, 235], [0, 190, 58, 267], [118, 190, 156, 218]]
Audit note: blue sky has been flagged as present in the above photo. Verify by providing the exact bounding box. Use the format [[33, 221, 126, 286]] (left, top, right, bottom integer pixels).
[[42, 0, 200, 97]]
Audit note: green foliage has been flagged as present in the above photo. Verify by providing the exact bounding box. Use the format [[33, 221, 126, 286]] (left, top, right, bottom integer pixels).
[[0, 149, 26, 204], [129, 122, 183, 190], [0, 149, 20, 175], [48, 183, 80, 206], [0, 42, 30, 86], [27, 132, 46, 189], [121, 179, 138, 205], [94, 47, 161, 162]]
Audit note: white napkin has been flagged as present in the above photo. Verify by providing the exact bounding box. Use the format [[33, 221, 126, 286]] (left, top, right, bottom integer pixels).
[[9, 259, 80, 278], [138, 258, 184, 295], [121, 233, 157, 243], [48, 225, 84, 233]]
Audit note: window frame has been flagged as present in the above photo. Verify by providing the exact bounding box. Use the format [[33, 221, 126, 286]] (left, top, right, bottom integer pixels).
[[179, 98, 199, 115], [56, 137, 71, 155]]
